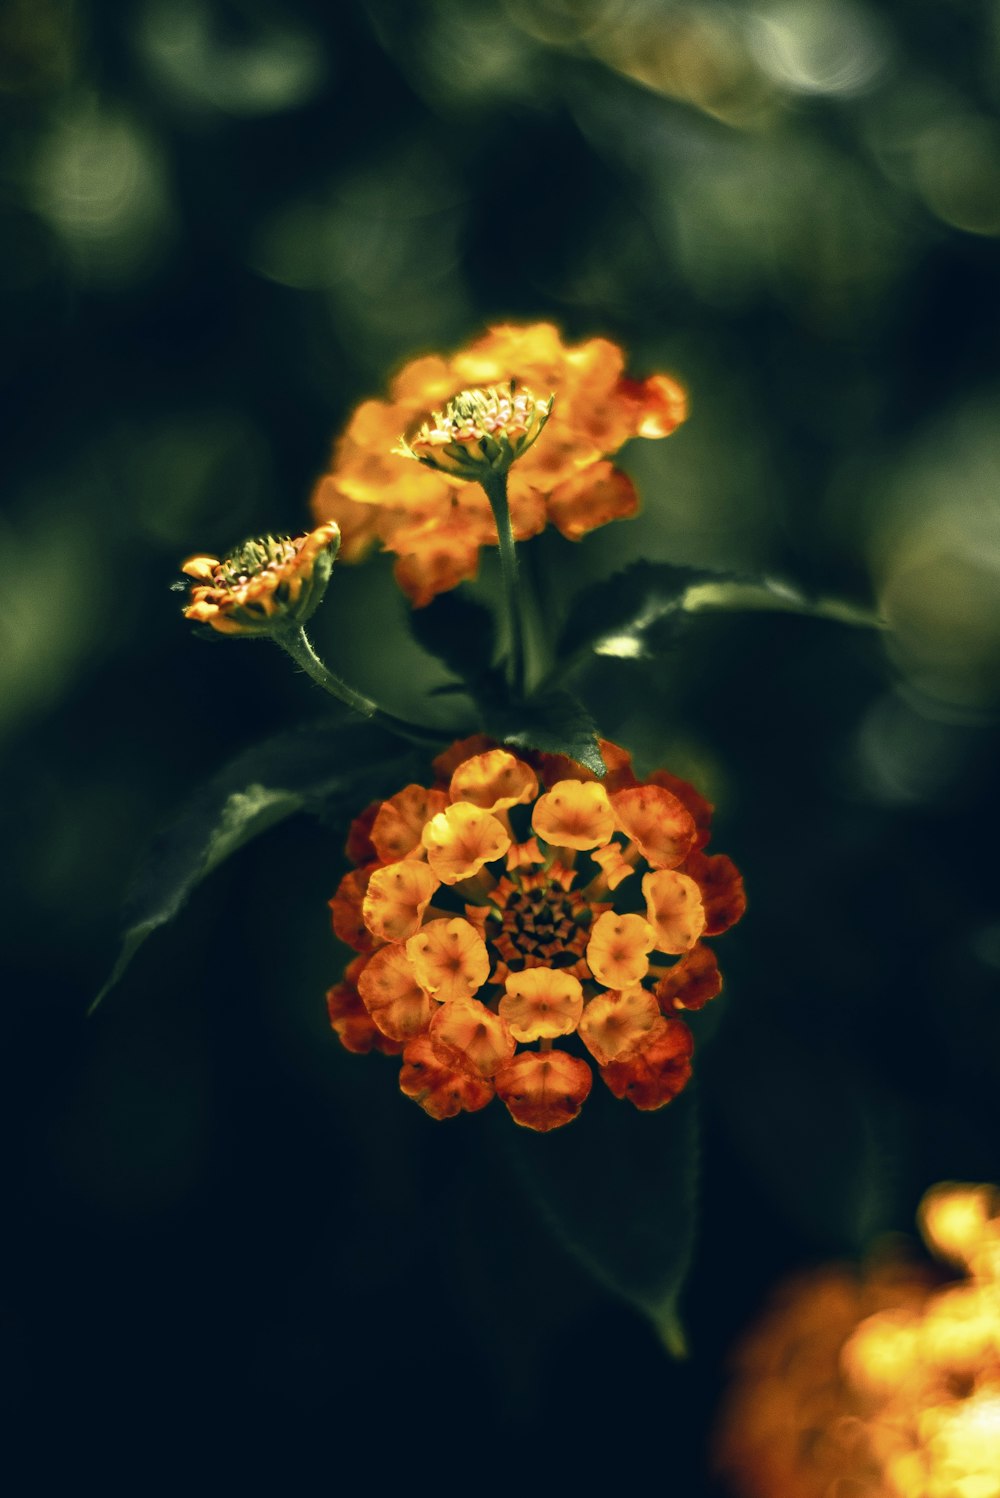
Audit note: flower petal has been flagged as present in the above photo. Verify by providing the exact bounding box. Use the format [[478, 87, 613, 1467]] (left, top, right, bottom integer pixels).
[[357, 945, 433, 1041], [422, 803, 511, 884], [405, 917, 491, 1004], [429, 998, 515, 1078], [683, 851, 746, 934], [654, 944, 722, 1013], [586, 910, 655, 989], [449, 749, 538, 812], [642, 870, 707, 954], [532, 778, 615, 850], [362, 860, 440, 943], [578, 985, 662, 1066], [499, 967, 584, 1042], [494, 1049, 593, 1132], [399, 1034, 494, 1120], [600, 1017, 694, 1110], [371, 784, 448, 863], [611, 784, 696, 869]]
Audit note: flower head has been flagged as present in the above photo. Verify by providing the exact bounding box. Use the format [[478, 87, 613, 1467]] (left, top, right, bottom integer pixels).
[[396, 381, 553, 481], [181, 522, 340, 636], [311, 323, 687, 606], [325, 739, 742, 1131], [715, 1181, 1000, 1498]]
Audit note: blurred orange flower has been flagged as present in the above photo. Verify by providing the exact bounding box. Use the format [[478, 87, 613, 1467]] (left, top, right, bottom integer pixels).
[[715, 1181, 1000, 1498], [326, 738, 742, 1130], [310, 323, 687, 606]]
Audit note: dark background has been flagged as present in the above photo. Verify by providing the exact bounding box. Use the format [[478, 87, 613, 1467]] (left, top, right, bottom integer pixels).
[[4, 0, 1000, 1489]]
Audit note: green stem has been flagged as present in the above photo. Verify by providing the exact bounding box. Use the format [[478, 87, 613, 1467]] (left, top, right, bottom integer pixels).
[[481, 470, 526, 699], [274, 626, 446, 748]]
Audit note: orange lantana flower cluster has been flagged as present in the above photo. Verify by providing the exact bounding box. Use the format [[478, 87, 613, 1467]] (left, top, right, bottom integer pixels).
[[180, 522, 341, 637], [325, 737, 744, 1132], [715, 1183, 1000, 1498], [310, 323, 687, 606]]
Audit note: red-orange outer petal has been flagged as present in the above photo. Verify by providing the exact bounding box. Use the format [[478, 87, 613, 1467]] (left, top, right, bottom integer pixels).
[[654, 944, 722, 1013], [683, 851, 746, 935], [600, 1017, 694, 1110], [399, 1034, 494, 1120], [494, 1050, 593, 1132], [326, 969, 404, 1056], [329, 864, 379, 953]]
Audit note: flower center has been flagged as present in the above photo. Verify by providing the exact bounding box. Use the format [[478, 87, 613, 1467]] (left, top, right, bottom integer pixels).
[[488, 866, 595, 975], [215, 535, 298, 588]]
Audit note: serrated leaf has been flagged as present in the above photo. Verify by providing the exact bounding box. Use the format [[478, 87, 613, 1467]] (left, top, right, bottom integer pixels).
[[557, 561, 884, 669], [91, 717, 416, 1013], [408, 591, 498, 683], [487, 689, 606, 776], [493, 1082, 700, 1344]]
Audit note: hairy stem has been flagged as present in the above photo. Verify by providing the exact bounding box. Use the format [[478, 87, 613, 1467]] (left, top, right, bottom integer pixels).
[[275, 627, 446, 747]]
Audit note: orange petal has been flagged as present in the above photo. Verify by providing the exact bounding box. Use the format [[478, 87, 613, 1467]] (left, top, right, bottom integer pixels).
[[617, 373, 688, 439], [449, 749, 538, 812], [357, 944, 433, 1041], [611, 784, 696, 869], [683, 851, 746, 934], [532, 778, 615, 850], [329, 864, 379, 953], [917, 1183, 1000, 1268], [429, 999, 515, 1078], [654, 944, 721, 1013], [309, 476, 382, 563], [590, 839, 635, 890], [494, 1049, 593, 1132], [578, 985, 661, 1065], [405, 917, 491, 1004], [431, 736, 497, 784], [391, 524, 481, 607], [586, 911, 655, 989], [362, 860, 440, 943], [647, 768, 713, 850], [344, 800, 382, 866], [597, 739, 638, 795], [598, 1018, 691, 1114], [371, 784, 448, 863], [399, 1034, 494, 1120], [506, 836, 546, 871], [600, 1017, 694, 1110], [499, 967, 584, 1042], [546, 462, 639, 541], [422, 803, 511, 885], [642, 870, 706, 954], [326, 967, 404, 1056]]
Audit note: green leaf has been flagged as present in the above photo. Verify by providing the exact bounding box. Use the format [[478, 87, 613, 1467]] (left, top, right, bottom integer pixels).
[[91, 717, 416, 1013], [486, 689, 606, 776], [494, 1082, 700, 1347], [408, 591, 498, 683], [557, 561, 884, 667], [704, 1028, 905, 1250]]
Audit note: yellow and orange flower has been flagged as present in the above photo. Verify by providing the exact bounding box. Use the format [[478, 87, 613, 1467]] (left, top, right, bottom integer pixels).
[[325, 738, 743, 1131], [180, 522, 341, 636], [310, 323, 687, 606], [714, 1181, 1000, 1498]]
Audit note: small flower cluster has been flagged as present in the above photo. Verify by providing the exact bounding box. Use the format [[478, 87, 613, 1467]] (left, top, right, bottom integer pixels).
[[715, 1183, 1000, 1498], [326, 737, 744, 1131], [180, 522, 340, 636], [396, 381, 553, 481], [311, 322, 687, 605]]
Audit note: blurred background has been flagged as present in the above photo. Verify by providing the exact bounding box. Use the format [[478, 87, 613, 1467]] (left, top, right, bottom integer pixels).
[[3, 0, 1000, 1489]]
